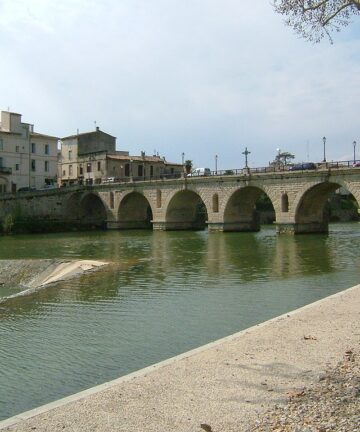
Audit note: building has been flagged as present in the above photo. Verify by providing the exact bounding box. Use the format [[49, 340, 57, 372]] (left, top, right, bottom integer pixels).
[[59, 127, 183, 186], [0, 110, 58, 193]]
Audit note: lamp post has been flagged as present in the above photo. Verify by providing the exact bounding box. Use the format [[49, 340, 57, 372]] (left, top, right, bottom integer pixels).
[[353, 140, 356, 164], [181, 152, 185, 165], [215, 154, 218, 174], [322, 136, 326, 163], [242, 147, 250, 169]]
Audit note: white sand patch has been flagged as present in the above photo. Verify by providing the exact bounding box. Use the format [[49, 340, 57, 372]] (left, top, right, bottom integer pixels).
[[38, 260, 108, 286]]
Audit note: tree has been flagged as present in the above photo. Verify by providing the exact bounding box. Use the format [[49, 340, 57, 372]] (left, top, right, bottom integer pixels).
[[273, 0, 360, 43], [270, 151, 295, 167], [184, 159, 193, 174]]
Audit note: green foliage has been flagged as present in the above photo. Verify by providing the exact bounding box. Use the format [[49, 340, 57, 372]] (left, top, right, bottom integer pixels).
[[270, 151, 295, 167], [224, 169, 234, 175], [2, 214, 14, 234], [256, 194, 275, 211]]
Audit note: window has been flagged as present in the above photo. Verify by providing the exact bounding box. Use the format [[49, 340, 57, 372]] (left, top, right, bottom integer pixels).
[[45, 144, 49, 155], [125, 163, 130, 177], [79, 165, 83, 175], [150, 165, 154, 176], [138, 165, 143, 177], [45, 161, 49, 172], [31, 143, 36, 154], [15, 164, 19, 171], [69, 165, 73, 176], [0, 139, 3, 151], [15, 146, 19, 153], [97, 161, 101, 171], [31, 159, 36, 171], [68, 150, 72, 160], [62, 170, 66, 176], [86, 163, 92, 173], [0, 157, 3, 167]]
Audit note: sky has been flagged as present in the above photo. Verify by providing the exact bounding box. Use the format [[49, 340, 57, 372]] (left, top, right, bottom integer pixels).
[[1, 0, 359, 170]]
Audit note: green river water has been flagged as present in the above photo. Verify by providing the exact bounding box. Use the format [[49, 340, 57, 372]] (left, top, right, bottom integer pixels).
[[0, 223, 359, 420]]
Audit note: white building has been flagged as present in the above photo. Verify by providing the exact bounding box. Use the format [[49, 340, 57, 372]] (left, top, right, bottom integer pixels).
[[0, 111, 59, 193]]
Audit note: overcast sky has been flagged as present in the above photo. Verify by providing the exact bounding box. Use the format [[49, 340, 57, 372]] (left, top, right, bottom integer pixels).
[[1, 0, 359, 169]]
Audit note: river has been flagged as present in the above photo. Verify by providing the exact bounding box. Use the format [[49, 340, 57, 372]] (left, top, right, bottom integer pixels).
[[0, 223, 359, 420]]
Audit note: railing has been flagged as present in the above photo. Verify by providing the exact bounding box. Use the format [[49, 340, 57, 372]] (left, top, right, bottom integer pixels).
[[55, 159, 360, 189]]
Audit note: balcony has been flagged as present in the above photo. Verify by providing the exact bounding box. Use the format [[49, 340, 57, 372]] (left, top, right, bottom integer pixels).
[[0, 166, 12, 175]]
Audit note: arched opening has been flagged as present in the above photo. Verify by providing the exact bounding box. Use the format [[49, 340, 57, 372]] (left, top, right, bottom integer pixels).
[[294, 182, 359, 233], [281, 193, 289, 213], [223, 187, 275, 231], [212, 193, 219, 213], [118, 192, 153, 229], [79, 193, 108, 229], [165, 190, 208, 230], [0, 177, 8, 194], [327, 189, 359, 222]]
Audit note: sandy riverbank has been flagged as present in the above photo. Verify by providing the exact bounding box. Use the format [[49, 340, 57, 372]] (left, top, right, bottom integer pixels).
[[1, 283, 359, 431]]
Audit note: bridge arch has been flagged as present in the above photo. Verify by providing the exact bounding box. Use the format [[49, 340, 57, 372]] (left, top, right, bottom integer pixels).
[[223, 186, 275, 232], [293, 180, 359, 233], [117, 191, 153, 229], [66, 191, 112, 229], [165, 189, 209, 230]]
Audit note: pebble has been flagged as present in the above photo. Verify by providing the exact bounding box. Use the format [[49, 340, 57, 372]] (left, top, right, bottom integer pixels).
[[247, 350, 359, 432]]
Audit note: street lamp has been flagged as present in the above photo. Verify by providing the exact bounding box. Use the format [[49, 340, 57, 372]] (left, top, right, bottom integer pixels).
[[353, 140, 357, 164], [242, 147, 250, 169], [322, 136, 326, 163], [181, 152, 185, 165], [276, 148, 281, 169], [215, 154, 218, 174]]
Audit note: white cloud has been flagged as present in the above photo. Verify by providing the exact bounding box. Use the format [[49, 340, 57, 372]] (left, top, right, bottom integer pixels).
[[0, 0, 359, 168]]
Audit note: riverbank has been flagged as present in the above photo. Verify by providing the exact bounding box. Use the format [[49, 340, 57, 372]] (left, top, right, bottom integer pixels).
[[1, 283, 359, 431]]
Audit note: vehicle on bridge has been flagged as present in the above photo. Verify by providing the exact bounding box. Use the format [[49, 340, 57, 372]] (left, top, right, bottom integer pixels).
[[187, 167, 211, 177], [289, 162, 317, 171]]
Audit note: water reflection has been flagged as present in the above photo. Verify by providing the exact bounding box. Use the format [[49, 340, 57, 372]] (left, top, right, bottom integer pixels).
[[0, 224, 359, 421]]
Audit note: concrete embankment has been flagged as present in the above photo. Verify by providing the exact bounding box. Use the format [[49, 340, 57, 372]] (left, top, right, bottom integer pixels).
[[1, 284, 359, 432]]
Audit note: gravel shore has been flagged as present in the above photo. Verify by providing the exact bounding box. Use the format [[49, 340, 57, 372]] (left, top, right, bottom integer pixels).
[[249, 349, 360, 432]]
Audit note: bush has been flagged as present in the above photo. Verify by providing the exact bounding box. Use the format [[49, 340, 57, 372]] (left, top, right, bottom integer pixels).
[[2, 214, 14, 234]]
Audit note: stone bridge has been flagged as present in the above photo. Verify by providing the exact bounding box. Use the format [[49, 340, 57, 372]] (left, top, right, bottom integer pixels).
[[1, 167, 359, 234]]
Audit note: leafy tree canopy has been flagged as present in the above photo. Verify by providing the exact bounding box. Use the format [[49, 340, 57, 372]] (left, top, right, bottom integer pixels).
[[270, 151, 295, 166], [273, 0, 360, 43]]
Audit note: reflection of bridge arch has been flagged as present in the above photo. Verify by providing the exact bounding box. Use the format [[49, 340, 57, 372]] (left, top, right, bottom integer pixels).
[[293, 180, 360, 233], [223, 186, 274, 232], [67, 192, 110, 229], [165, 190, 209, 230], [117, 192, 153, 229]]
